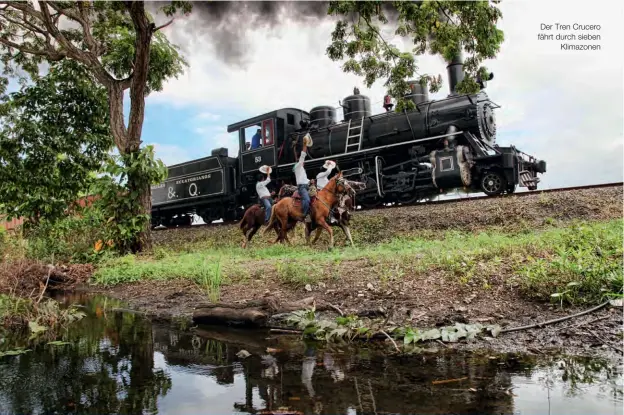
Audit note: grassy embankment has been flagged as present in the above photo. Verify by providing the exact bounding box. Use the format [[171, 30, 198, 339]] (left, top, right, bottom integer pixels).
[[91, 217, 624, 307]]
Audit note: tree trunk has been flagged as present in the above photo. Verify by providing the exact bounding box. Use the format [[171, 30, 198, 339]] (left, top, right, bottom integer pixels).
[[128, 169, 153, 252], [104, 2, 155, 253]]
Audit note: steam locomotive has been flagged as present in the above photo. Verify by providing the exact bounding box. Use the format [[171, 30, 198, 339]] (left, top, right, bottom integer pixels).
[[150, 54, 547, 227]]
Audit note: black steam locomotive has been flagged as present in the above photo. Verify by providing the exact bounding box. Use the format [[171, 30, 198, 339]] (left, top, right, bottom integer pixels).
[[150, 54, 547, 227]]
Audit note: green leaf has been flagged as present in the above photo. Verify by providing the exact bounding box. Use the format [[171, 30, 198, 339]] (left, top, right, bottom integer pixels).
[[28, 320, 47, 335], [47, 340, 72, 346]]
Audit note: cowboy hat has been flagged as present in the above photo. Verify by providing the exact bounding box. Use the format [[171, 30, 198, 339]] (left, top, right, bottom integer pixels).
[[303, 133, 313, 147], [323, 160, 336, 170], [259, 165, 272, 175]]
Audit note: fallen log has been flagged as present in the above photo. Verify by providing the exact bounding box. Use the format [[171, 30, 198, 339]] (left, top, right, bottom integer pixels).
[[193, 296, 324, 327]]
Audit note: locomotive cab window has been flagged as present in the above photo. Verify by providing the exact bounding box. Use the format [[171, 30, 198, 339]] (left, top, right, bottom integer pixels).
[[262, 119, 274, 147], [241, 124, 263, 152], [439, 156, 454, 172]]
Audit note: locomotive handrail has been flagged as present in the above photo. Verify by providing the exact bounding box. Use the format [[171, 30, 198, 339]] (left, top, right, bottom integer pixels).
[[279, 131, 464, 168]]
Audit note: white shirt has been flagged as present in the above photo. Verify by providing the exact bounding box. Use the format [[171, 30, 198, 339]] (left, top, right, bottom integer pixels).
[[316, 167, 333, 189], [294, 151, 309, 185], [256, 177, 271, 198]]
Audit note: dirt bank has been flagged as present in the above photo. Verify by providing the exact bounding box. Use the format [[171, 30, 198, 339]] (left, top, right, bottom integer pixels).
[[153, 186, 623, 247], [86, 186, 624, 359]]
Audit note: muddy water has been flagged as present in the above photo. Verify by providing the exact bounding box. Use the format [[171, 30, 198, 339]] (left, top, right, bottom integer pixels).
[[0, 294, 622, 415]]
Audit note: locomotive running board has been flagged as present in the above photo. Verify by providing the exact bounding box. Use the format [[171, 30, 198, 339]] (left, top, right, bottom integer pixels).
[[279, 131, 464, 169], [375, 156, 385, 198]]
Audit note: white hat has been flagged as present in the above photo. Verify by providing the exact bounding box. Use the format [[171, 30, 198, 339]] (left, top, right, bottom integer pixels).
[[259, 165, 272, 174], [323, 160, 336, 170], [303, 133, 313, 147]]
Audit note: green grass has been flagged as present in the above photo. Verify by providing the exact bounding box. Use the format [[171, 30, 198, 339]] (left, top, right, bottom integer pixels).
[[93, 219, 624, 306]]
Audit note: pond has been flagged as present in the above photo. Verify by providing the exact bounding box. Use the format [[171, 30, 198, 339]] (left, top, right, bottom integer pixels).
[[0, 294, 622, 415]]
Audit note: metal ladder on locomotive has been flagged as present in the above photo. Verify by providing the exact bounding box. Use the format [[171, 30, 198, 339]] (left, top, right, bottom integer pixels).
[[345, 117, 364, 153]]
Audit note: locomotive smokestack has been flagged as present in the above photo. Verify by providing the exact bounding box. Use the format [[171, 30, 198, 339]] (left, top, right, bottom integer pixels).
[[446, 51, 465, 96]]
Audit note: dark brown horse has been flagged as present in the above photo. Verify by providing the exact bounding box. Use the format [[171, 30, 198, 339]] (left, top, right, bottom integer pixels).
[[239, 185, 298, 248], [264, 173, 351, 248]]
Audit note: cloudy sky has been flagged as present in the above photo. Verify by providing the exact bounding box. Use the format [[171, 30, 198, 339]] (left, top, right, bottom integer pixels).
[[133, 0, 622, 190]]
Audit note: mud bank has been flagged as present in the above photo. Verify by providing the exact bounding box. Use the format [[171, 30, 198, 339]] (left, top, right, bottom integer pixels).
[[86, 186, 624, 360]]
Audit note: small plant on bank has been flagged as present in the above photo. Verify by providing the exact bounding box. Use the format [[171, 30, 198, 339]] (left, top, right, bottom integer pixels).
[[196, 258, 223, 303], [0, 294, 86, 356], [285, 308, 502, 349]]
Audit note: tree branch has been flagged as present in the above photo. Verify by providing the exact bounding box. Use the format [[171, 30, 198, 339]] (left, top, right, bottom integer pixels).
[[153, 18, 174, 32], [0, 36, 65, 61]]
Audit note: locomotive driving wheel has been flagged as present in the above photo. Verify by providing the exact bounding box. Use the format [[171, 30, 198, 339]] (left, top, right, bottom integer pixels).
[[480, 171, 507, 196]]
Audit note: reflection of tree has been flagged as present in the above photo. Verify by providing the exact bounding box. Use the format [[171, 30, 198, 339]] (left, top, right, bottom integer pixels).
[[158, 328, 623, 415], [0, 294, 171, 414], [1, 294, 621, 414], [536, 355, 623, 401]]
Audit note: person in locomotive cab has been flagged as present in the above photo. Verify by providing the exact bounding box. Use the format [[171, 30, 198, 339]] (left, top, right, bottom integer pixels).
[[256, 171, 273, 225], [293, 135, 312, 223], [251, 128, 262, 150]]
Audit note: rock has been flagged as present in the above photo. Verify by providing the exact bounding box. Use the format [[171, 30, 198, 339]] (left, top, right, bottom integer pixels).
[[464, 294, 477, 304], [236, 350, 251, 359], [357, 293, 365, 298], [304, 284, 312, 292], [609, 299, 623, 307], [366, 283, 374, 291], [318, 282, 326, 289]]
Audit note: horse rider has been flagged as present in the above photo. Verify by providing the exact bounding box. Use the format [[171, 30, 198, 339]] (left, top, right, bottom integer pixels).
[[256, 170, 272, 224], [293, 135, 312, 222], [316, 160, 336, 191], [316, 160, 338, 223]]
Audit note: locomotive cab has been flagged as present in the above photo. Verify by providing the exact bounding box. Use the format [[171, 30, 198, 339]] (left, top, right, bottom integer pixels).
[[227, 108, 310, 203]]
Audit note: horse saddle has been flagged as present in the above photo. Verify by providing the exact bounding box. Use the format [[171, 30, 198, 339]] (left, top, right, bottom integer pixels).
[[291, 191, 317, 207]]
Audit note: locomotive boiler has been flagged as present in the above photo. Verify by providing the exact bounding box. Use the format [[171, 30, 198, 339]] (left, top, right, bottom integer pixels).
[[150, 52, 547, 227]]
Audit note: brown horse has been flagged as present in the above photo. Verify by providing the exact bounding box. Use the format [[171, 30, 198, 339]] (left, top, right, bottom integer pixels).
[[304, 179, 365, 247], [239, 185, 299, 248], [264, 172, 351, 248]]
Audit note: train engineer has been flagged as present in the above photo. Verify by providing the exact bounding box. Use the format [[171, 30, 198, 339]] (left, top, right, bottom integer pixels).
[[255, 171, 273, 224], [251, 128, 262, 149]]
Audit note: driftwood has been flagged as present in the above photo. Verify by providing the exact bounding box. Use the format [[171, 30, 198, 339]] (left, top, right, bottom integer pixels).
[[193, 296, 326, 327]]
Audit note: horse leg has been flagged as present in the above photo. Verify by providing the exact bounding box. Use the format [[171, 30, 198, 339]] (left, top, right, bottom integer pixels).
[[304, 222, 312, 245], [277, 216, 289, 244], [311, 227, 323, 245], [317, 218, 334, 248], [340, 224, 354, 247], [246, 225, 260, 246]]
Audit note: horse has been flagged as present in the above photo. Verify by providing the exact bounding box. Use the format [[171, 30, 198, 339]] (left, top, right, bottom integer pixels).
[[304, 179, 365, 247], [264, 172, 351, 248], [239, 185, 299, 248]]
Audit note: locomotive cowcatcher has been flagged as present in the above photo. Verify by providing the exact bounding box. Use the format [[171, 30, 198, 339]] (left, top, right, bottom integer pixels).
[[150, 53, 547, 227]]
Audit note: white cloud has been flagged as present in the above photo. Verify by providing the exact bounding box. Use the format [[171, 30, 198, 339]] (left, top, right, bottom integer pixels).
[[195, 111, 221, 121], [148, 0, 623, 188], [149, 143, 193, 166]]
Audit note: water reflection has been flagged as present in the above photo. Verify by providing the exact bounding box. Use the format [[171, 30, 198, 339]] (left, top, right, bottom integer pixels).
[[0, 294, 622, 415]]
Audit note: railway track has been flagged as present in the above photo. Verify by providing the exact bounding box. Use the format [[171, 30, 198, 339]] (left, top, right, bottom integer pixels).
[[153, 181, 623, 231]]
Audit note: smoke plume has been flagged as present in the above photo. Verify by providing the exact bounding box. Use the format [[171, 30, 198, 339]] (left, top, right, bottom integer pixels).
[[147, 1, 335, 68], [147, 1, 405, 68]]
